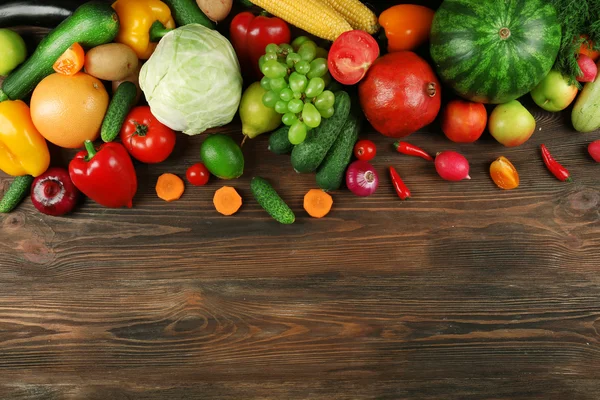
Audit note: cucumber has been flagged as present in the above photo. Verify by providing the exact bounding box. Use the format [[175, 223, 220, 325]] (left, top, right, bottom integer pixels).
[[0, 175, 33, 213], [250, 177, 295, 224], [572, 77, 600, 133], [161, 0, 215, 30], [101, 82, 138, 142], [268, 126, 293, 155], [291, 91, 351, 173], [0, 2, 119, 102], [316, 112, 361, 191]]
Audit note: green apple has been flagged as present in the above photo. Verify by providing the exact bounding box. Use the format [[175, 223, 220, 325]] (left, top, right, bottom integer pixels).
[[0, 29, 27, 76], [530, 70, 579, 112], [489, 100, 536, 147]]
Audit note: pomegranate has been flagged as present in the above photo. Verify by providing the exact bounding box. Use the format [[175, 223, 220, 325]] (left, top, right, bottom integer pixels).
[[358, 51, 441, 138]]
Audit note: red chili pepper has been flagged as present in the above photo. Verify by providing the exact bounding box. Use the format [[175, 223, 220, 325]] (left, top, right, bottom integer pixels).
[[393, 141, 433, 161], [229, 11, 291, 79], [540, 144, 571, 182], [69, 140, 138, 208], [389, 166, 411, 200]]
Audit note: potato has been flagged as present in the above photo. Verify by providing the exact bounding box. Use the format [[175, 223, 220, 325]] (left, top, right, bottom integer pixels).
[[196, 0, 232, 22], [84, 43, 139, 81], [112, 62, 143, 104]]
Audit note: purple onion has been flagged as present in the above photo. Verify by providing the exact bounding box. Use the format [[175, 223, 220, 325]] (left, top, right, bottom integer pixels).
[[346, 160, 379, 197]]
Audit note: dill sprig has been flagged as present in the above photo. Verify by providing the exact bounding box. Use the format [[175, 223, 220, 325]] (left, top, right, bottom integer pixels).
[[550, 0, 600, 87]]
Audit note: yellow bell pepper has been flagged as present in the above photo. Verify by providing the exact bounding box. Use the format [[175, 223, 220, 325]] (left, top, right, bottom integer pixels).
[[0, 100, 50, 177], [112, 0, 176, 60]]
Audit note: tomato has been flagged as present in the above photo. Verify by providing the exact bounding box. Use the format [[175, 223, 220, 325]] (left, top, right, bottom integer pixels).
[[120, 106, 176, 164], [441, 100, 487, 143], [379, 5, 435, 53], [579, 35, 600, 61], [53, 43, 85, 76], [328, 30, 380, 85], [490, 156, 519, 190], [186, 163, 210, 186], [353, 139, 376, 161]]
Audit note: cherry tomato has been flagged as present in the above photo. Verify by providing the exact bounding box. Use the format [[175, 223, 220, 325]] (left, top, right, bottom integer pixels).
[[490, 156, 519, 190], [328, 30, 380, 85], [353, 139, 377, 161], [186, 163, 210, 186], [120, 106, 176, 164], [379, 5, 435, 53], [441, 100, 487, 143]]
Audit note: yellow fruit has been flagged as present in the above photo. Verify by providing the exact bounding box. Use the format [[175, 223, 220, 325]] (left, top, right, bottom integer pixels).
[[30, 72, 109, 149]]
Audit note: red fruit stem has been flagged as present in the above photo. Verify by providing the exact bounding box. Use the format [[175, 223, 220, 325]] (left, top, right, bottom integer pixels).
[[84, 140, 97, 161], [540, 144, 571, 182], [389, 166, 411, 200], [394, 141, 433, 161]]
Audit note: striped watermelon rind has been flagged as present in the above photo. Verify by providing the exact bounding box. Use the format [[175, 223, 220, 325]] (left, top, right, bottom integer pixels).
[[430, 0, 562, 104]]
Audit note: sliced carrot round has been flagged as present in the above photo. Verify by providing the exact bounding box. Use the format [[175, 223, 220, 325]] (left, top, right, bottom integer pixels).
[[156, 173, 185, 202], [304, 189, 333, 218], [213, 186, 242, 216], [53, 43, 85, 76]]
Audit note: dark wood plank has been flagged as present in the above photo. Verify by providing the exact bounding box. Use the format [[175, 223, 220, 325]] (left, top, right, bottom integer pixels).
[[1, 0, 600, 398]]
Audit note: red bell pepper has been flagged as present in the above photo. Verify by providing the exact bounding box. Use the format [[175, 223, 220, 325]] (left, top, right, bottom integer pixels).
[[230, 11, 291, 79], [69, 140, 138, 208]]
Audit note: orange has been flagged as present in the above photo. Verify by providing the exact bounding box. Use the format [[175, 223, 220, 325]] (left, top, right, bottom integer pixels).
[[30, 72, 108, 149]]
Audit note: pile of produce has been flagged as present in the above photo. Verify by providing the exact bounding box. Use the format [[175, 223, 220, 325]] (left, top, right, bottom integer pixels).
[[1, 0, 599, 223]]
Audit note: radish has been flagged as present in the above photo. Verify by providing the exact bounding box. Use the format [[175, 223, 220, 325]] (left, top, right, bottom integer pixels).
[[435, 151, 471, 181], [588, 140, 600, 162], [577, 54, 597, 83], [346, 160, 379, 196]]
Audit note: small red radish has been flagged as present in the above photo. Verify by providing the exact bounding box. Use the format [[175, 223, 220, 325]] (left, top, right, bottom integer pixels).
[[435, 151, 471, 181], [589, 140, 600, 162], [577, 54, 597, 83]]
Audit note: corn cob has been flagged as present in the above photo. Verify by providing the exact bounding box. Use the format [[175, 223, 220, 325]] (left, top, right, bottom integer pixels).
[[248, 0, 352, 41], [319, 0, 379, 34]]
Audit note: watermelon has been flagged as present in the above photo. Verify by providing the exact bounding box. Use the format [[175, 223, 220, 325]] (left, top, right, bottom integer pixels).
[[430, 0, 561, 104]]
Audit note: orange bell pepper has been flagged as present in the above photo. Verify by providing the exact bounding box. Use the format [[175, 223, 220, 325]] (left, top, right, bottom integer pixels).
[[0, 100, 50, 177], [379, 5, 435, 53]]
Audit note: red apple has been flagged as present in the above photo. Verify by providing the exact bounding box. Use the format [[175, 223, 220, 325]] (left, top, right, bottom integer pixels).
[[577, 54, 598, 83], [31, 167, 79, 216], [441, 100, 487, 143]]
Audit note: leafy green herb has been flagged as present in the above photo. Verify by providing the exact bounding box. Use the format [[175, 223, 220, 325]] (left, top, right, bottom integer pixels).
[[550, 0, 600, 86]]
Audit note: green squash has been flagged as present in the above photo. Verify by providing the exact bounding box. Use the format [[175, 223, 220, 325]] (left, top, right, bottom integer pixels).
[[430, 0, 562, 104]]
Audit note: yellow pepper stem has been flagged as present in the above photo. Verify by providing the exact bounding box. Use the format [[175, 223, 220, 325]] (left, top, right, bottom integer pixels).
[[149, 20, 172, 42], [0, 90, 7, 102]]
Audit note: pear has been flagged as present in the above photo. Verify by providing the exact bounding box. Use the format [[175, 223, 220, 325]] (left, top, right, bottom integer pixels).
[[239, 82, 282, 141]]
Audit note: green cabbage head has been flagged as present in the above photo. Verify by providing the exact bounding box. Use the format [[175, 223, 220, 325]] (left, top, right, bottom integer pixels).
[[140, 24, 242, 135]]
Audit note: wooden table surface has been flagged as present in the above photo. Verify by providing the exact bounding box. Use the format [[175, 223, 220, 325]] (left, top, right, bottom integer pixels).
[[2, 1, 600, 399]]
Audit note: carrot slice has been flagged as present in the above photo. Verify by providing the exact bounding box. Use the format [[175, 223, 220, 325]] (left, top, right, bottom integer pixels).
[[156, 173, 185, 202], [213, 186, 242, 215], [304, 189, 333, 218], [53, 43, 85, 76], [213, 186, 242, 216]]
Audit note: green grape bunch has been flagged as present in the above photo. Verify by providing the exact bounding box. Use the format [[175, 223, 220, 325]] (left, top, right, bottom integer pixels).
[[258, 36, 336, 145]]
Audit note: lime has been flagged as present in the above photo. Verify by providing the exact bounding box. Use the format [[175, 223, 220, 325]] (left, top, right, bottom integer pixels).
[[0, 29, 27, 76], [200, 134, 244, 180]]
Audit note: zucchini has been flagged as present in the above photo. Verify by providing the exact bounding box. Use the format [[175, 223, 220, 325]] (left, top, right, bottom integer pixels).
[[268, 126, 293, 155], [0, 0, 77, 29], [101, 82, 138, 143], [0, 175, 33, 213], [316, 112, 361, 191], [250, 177, 295, 224], [291, 91, 351, 173], [161, 0, 215, 30], [572, 76, 600, 133], [0, 2, 119, 102]]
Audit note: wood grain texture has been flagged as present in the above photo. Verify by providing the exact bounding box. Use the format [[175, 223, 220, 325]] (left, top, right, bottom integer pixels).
[[1, 1, 600, 399]]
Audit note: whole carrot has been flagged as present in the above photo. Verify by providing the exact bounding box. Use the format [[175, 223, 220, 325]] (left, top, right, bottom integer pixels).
[[540, 144, 571, 182], [393, 141, 433, 161], [389, 166, 411, 200]]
